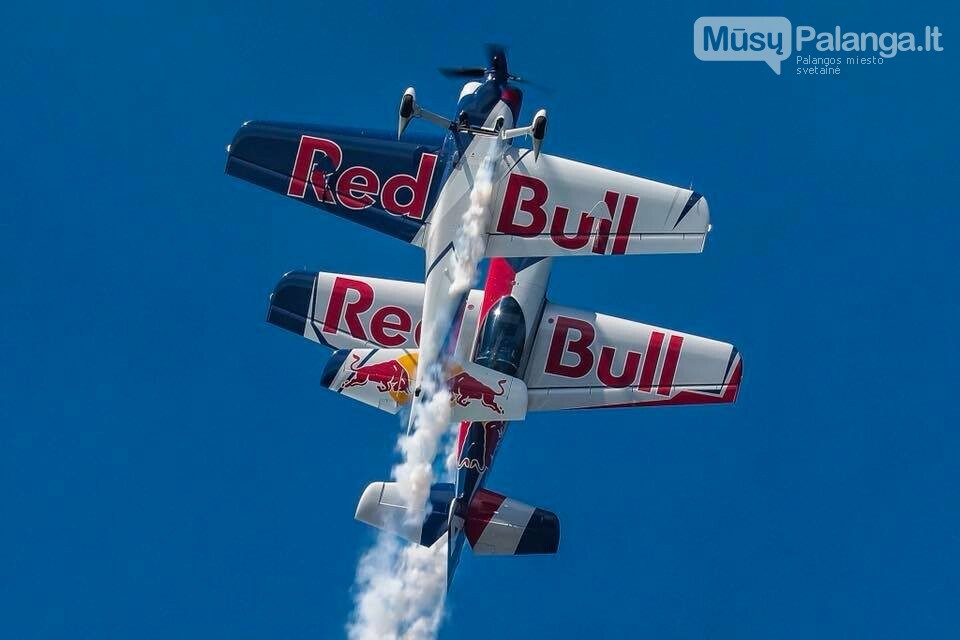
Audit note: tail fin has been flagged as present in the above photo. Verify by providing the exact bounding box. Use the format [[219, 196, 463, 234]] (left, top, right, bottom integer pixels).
[[355, 481, 454, 548], [465, 488, 560, 555]]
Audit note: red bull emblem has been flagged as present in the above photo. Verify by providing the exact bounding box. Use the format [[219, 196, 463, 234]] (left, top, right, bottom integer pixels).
[[448, 372, 508, 414], [336, 354, 510, 414], [340, 354, 417, 404]]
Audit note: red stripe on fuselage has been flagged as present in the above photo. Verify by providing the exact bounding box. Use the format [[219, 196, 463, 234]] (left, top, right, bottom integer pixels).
[[477, 258, 516, 323]]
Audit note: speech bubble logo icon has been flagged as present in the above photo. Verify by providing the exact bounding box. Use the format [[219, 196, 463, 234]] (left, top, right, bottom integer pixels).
[[694, 17, 792, 75]]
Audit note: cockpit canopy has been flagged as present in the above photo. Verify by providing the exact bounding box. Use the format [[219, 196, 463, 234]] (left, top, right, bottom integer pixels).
[[474, 296, 526, 376]]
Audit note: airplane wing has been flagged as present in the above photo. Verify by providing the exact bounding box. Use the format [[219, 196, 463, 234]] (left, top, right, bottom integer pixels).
[[226, 123, 707, 255], [226, 121, 446, 243], [486, 147, 710, 257], [266, 271, 740, 410], [523, 302, 742, 410]]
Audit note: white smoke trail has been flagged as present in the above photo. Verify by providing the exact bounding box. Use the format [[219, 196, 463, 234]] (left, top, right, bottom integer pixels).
[[449, 145, 499, 294], [347, 429, 461, 640], [348, 143, 501, 640], [393, 369, 451, 524], [348, 535, 447, 640]]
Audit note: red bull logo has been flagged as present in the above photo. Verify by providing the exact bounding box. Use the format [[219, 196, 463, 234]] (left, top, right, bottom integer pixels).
[[335, 353, 511, 415], [449, 372, 508, 414], [287, 135, 437, 219], [339, 353, 418, 404]]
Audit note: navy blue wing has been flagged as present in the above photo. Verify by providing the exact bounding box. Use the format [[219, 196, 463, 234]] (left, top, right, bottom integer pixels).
[[225, 121, 447, 243]]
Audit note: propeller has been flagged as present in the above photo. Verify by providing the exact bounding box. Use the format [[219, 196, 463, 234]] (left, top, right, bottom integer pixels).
[[438, 66, 488, 79], [437, 44, 526, 83], [438, 45, 552, 95]]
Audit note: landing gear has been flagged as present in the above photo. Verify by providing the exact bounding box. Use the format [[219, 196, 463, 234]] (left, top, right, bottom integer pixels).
[[396, 87, 548, 161], [530, 109, 547, 160], [397, 86, 454, 140], [500, 108, 548, 160], [397, 88, 416, 139]]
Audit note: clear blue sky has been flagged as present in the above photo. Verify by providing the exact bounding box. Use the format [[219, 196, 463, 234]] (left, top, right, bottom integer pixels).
[[2, 2, 958, 638]]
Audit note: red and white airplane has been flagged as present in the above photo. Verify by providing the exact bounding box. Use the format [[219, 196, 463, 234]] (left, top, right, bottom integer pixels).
[[226, 46, 741, 587]]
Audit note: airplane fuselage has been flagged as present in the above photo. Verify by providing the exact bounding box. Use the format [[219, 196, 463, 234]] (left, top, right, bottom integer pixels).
[[426, 76, 551, 579], [448, 255, 552, 573]]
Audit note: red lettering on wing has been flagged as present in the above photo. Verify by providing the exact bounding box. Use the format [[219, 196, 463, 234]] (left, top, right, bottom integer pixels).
[[638, 331, 665, 392], [657, 335, 684, 396], [543, 317, 683, 392], [544, 316, 595, 378], [320, 277, 422, 347], [495, 172, 646, 255], [550, 206, 592, 249], [611, 194, 638, 255], [496, 173, 548, 236], [288, 135, 435, 220], [381, 153, 438, 219], [287, 135, 342, 203], [597, 345, 642, 387], [322, 277, 374, 340], [336, 166, 380, 210], [370, 306, 412, 347], [591, 191, 620, 255]]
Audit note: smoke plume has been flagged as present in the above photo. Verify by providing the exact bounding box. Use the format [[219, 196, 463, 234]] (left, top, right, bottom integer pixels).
[[347, 143, 501, 639], [450, 145, 499, 294]]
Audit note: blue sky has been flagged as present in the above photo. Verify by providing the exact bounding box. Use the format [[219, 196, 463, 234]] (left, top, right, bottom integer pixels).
[[2, 2, 958, 638]]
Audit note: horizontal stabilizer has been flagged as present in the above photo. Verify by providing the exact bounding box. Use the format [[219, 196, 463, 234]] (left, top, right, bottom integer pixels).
[[465, 488, 559, 556], [356, 481, 453, 547], [321, 348, 528, 421]]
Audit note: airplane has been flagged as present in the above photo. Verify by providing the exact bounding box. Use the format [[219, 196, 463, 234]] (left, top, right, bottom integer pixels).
[[225, 45, 742, 588]]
